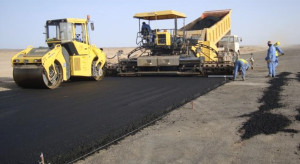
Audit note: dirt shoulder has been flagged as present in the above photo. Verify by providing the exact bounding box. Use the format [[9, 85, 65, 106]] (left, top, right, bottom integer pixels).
[[76, 46, 300, 164]]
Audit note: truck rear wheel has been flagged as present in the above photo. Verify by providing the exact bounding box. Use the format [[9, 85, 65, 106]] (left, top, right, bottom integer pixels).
[[92, 61, 104, 81]]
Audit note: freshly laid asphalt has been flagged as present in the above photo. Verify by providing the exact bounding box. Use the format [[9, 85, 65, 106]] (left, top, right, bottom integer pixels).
[[0, 77, 226, 164]]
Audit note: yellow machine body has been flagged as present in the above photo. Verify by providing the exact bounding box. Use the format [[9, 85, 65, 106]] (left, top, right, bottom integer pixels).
[[134, 10, 186, 48], [133, 10, 186, 20], [69, 44, 106, 77], [12, 45, 69, 81], [11, 17, 106, 89], [155, 31, 171, 46], [112, 9, 238, 76], [179, 9, 232, 62]]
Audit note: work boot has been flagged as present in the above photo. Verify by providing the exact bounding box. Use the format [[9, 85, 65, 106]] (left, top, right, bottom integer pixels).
[[242, 77, 245, 81], [265, 75, 271, 78]]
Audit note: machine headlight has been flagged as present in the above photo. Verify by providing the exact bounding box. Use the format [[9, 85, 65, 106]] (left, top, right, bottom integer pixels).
[[24, 60, 29, 63], [13, 59, 20, 63], [34, 59, 42, 63]]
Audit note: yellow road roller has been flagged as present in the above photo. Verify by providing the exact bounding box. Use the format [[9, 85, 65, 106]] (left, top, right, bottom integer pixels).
[[11, 16, 106, 89]]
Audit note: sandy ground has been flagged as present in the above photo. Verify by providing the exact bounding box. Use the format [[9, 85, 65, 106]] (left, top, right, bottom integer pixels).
[[0, 50, 21, 91], [1, 46, 299, 163]]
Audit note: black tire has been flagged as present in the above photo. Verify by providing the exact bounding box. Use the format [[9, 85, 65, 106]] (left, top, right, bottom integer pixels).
[[42, 62, 63, 89], [92, 61, 105, 81]]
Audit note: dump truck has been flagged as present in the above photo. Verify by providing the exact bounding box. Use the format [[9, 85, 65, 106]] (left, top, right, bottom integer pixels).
[[180, 9, 241, 74], [11, 16, 106, 89], [107, 9, 240, 76]]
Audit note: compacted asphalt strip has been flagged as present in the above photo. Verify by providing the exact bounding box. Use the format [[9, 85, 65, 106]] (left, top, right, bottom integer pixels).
[[0, 77, 226, 164]]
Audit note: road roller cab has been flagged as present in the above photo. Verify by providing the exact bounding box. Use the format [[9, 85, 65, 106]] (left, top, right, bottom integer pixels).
[[11, 16, 106, 89]]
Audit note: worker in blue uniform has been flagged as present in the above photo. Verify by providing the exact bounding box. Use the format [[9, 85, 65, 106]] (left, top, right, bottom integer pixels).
[[274, 41, 284, 67], [233, 58, 250, 81], [141, 22, 153, 43], [265, 41, 276, 77]]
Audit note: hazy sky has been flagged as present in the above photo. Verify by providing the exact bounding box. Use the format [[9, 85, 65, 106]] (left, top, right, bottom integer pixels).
[[0, 0, 299, 48]]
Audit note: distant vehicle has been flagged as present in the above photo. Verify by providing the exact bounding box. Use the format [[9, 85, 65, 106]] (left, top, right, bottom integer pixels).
[[219, 35, 242, 55]]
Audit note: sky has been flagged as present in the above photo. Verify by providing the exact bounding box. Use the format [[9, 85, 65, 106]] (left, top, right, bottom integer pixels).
[[0, 0, 299, 49]]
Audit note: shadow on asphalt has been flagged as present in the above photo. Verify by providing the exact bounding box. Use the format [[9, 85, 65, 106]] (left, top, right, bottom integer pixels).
[[238, 72, 298, 140]]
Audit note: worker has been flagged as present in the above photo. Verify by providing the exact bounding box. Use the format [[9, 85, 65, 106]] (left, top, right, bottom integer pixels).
[[141, 22, 152, 43], [265, 41, 276, 77], [75, 34, 82, 42], [233, 58, 250, 81], [274, 41, 284, 67]]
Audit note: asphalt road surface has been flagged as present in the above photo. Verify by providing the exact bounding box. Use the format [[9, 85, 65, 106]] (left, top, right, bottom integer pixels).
[[0, 77, 226, 164]]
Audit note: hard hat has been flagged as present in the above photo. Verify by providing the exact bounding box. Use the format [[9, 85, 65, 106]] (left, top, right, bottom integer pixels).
[[267, 41, 272, 45], [275, 41, 280, 45]]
